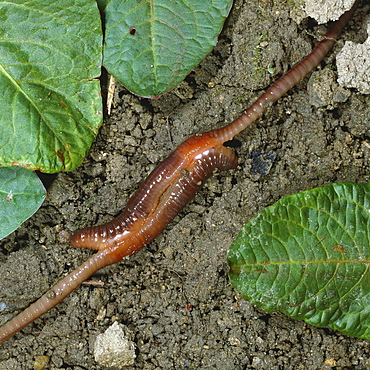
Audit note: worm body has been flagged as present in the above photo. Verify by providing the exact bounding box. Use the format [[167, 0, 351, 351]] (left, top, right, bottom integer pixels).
[[70, 134, 238, 260], [0, 136, 237, 343], [0, 251, 109, 343], [0, 1, 359, 343]]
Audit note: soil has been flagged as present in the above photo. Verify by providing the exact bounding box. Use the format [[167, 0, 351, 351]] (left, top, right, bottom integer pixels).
[[1, 1, 370, 369]]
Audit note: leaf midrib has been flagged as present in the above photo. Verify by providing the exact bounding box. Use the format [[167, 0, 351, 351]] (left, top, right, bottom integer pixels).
[[149, 0, 158, 88]]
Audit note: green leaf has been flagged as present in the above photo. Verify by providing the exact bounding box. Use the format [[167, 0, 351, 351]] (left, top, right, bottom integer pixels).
[[228, 182, 370, 340], [0, 0, 103, 173], [96, 0, 110, 11], [0, 167, 46, 240], [103, 0, 232, 97]]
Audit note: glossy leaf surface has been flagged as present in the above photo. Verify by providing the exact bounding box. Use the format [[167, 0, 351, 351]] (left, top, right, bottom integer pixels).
[[103, 0, 232, 97], [0, 0, 102, 172], [228, 182, 370, 340]]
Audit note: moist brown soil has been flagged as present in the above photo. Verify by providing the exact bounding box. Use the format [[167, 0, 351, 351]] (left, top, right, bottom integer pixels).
[[1, 1, 370, 369]]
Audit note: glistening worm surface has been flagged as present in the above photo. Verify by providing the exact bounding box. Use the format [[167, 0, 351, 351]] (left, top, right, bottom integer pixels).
[[0, 1, 360, 346]]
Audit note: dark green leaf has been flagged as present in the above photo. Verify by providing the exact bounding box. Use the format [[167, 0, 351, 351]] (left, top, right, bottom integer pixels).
[[103, 0, 233, 97], [96, 0, 110, 11], [228, 182, 370, 340], [0, 167, 46, 240], [0, 0, 103, 173]]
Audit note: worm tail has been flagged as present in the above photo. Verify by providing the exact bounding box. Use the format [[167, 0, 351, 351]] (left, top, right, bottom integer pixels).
[[212, 0, 360, 142], [0, 250, 110, 343]]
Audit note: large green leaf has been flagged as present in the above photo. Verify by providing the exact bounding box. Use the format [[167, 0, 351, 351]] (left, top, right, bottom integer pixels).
[[0, 167, 45, 240], [228, 182, 370, 340], [0, 0, 103, 173], [103, 0, 233, 97]]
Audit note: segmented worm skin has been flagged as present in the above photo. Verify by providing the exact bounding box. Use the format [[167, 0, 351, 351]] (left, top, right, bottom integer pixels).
[[70, 138, 238, 261], [0, 137, 238, 343], [0, 1, 359, 344], [215, 0, 359, 141]]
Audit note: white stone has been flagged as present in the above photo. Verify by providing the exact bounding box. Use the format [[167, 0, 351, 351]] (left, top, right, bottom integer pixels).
[[303, 0, 356, 23], [337, 18, 370, 94], [94, 322, 136, 368]]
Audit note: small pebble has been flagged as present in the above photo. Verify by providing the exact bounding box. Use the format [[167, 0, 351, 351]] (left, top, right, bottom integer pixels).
[[33, 356, 49, 370], [94, 322, 136, 368]]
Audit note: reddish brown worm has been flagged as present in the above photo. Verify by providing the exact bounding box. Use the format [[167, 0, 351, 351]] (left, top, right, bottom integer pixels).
[[0, 1, 359, 343]]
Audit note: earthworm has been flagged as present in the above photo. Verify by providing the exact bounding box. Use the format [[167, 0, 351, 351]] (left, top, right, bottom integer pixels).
[[0, 1, 359, 343]]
